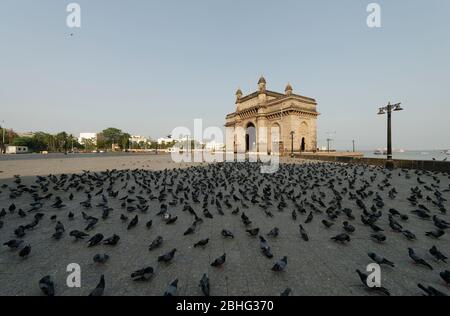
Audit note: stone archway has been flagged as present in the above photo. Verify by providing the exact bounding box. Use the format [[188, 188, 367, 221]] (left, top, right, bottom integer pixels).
[[299, 121, 309, 152], [269, 122, 281, 154], [245, 122, 256, 152]]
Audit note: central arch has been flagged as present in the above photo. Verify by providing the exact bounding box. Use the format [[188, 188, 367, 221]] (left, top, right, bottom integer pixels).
[[245, 122, 256, 152], [269, 122, 281, 154], [299, 121, 309, 152]]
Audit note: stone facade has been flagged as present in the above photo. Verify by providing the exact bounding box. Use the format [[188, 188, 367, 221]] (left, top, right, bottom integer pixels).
[[225, 77, 319, 154]]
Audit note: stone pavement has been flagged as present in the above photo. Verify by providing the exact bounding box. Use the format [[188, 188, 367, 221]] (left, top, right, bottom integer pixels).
[[0, 161, 449, 296]]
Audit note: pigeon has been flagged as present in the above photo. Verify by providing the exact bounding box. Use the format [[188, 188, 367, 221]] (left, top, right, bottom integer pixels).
[[131, 267, 154, 281], [166, 216, 178, 224], [280, 288, 292, 296], [164, 279, 178, 296], [211, 253, 226, 267], [322, 220, 334, 228], [3, 239, 23, 249], [69, 230, 89, 240], [440, 270, 450, 285], [246, 228, 259, 236], [271, 256, 287, 272], [199, 274, 210, 296], [299, 225, 309, 242], [19, 245, 31, 258], [87, 234, 104, 247], [331, 233, 351, 243], [127, 215, 138, 230], [194, 238, 209, 248], [183, 223, 197, 236], [426, 229, 445, 239], [39, 276, 55, 296], [259, 236, 273, 258], [203, 209, 214, 219], [85, 219, 98, 231], [371, 233, 387, 243], [158, 248, 176, 263], [103, 234, 120, 246], [343, 221, 355, 233], [408, 248, 433, 270], [18, 209, 27, 218], [292, 210, 297, 221], [241, 212, 252, 226], [417, 283, 447, 297], [369, 223, 384, 233], [93, 254, 110, 264], [429, 246, 447, 263], [9, 203, 16, 213], [89, 275, 105, 296], [368, 252, 395, 267], [356, 270, 391, 296], [149, 236, 163, 251], [305, 212, 313, 224], [267, 227, 279, 238], [146, 220, 153, 229], [402, 230, 417, 240], [221, 229, 234, 239]]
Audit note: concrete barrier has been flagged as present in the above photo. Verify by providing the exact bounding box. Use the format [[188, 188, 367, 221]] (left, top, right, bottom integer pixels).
[[293, 154, 450, 173]]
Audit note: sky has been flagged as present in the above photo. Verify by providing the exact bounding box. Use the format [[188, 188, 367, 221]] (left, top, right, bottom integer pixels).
[[0, 0, 449, 150]]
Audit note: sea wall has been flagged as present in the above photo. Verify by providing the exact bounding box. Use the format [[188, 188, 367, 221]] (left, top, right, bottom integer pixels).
[[293, 154, 450, 173]]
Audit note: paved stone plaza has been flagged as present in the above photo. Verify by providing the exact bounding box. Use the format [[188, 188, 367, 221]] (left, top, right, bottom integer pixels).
[[0, 155, 449, 296]]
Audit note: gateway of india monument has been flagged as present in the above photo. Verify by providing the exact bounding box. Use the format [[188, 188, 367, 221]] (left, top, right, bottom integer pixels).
[[225, 77, 319, 154]]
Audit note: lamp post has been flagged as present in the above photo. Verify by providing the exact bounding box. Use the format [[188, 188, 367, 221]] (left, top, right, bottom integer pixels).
[[378, 102, 403, 169], [326, 138, 333, 152], [1, 120, 5, 154], [290, 131, 295, 157]]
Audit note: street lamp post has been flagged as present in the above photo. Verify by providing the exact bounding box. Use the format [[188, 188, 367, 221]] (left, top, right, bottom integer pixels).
[[1, 120, 5, 154], [290, 131, 295, 157], [378, 102, 403, 169]]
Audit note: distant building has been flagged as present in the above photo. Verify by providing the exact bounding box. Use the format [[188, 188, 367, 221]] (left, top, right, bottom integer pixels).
[[205, 140, 225, 151], [78, 133, 97, 145], [130, 135, 150, 144], [16, 132, 35, 138], [6, 146, 28, 154], [158, 137, 176, 145]]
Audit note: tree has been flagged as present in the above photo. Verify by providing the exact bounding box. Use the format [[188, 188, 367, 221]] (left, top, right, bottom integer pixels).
[[12, 135, 46, 152], [55, 132, 69, 152], [101, 128, 123, 148], [66, 134, 81, 151], [120, 133, 131, 150]]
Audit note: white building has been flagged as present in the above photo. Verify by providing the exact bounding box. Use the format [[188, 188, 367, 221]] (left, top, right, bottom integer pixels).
[[130, 135, 150, 144], [6, 146, 28, 154], [158, 137, 176, 145], [78, 133, 97, 145], [205, 140, 225, 151]]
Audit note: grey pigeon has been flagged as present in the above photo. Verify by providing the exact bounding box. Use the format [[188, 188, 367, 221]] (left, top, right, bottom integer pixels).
[[164, 279, 178, 296], [271, 256, 287, 272]]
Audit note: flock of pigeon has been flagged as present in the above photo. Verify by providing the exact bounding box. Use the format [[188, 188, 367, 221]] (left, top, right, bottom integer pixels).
[[0, 161, 449, 296]]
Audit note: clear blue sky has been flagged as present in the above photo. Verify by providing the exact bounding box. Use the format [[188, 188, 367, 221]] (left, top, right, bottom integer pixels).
[[1, 0, 449, 150]]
